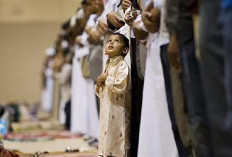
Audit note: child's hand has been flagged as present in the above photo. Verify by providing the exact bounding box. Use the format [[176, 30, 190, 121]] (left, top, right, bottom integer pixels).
[[97, 72, 108, 87]]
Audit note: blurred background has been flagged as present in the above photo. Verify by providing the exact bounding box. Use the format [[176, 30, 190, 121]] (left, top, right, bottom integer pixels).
[[0, 0, 79, 103]]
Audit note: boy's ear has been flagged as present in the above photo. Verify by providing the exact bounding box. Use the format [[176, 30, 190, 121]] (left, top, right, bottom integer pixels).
[[122, 47, 129, 55]]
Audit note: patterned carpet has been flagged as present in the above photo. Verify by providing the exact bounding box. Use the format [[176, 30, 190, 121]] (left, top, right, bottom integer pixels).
[[3, 132, 98, 157], [3, 121, 98, 157], [21, 153, 98, 157], [41, 154, 97, 157]]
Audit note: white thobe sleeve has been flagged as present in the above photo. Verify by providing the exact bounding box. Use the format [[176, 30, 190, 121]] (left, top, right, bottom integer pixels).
[[96, 0, 119, 25]]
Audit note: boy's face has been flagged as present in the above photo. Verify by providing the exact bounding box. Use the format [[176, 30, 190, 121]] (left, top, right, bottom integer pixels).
[[105, 35, 127, 58]]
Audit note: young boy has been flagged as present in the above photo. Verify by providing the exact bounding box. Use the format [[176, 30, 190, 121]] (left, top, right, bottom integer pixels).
[[95, 33, 130, 157]]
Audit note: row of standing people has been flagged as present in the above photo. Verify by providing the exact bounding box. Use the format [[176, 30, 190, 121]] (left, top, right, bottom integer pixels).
[[41, 0, 232, 156]]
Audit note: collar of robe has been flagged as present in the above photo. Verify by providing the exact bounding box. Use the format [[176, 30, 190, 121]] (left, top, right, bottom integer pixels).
[[108, 56, 124, 64], [105, 56, 124, 72]]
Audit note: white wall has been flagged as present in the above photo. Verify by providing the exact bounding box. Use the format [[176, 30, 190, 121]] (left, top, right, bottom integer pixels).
[[0, 0, 80, 23], [0, 0, 80, 103]]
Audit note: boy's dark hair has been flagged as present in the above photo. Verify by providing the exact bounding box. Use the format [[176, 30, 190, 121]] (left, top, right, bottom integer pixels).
[[110, 33, 129, 48], [108, 33, 129, 57]]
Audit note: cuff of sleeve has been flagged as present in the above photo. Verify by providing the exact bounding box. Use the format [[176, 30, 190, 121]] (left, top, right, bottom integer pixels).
[[134, 15, 148, 32]]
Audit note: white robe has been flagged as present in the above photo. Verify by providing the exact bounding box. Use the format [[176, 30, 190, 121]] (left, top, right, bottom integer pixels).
[[138, 41, 178, 157], [71, 45, 99, 138], [138, 0, 178, 156], [41, 62, 54, 112], [54, 63, 72, 124]]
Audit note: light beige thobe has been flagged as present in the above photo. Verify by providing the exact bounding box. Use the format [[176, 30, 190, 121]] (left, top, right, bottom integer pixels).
[[96, 56, 131, 157]]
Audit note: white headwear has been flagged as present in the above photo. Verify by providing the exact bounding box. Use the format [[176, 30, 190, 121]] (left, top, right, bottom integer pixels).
[[61, 40, 69, 49], [45, 47, 55, 56], [70, 14, 77, 27], [116, 25, 130, 40], [76, 9, 85, 20]]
